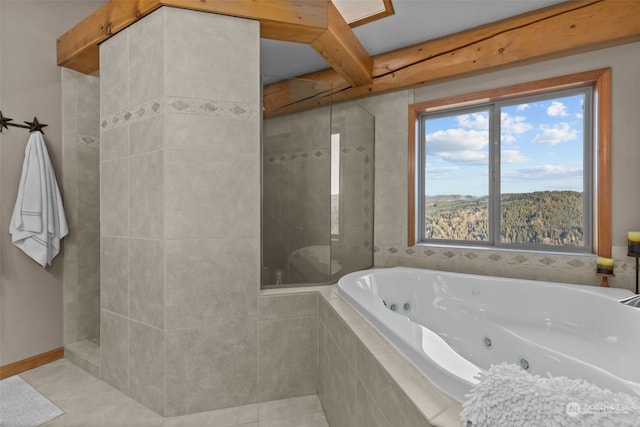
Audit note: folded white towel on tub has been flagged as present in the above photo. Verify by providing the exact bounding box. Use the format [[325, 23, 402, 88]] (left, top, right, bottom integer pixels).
[[9, 131, 68, 267], [463, 363, 640, 426]]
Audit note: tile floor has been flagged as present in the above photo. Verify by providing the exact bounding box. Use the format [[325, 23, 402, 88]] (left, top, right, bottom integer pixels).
[[18, 358, 329, 427]]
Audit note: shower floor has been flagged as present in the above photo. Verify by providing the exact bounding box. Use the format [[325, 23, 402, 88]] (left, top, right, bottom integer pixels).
[[20, 358, 328, 426], [64, 339, 100, 378]]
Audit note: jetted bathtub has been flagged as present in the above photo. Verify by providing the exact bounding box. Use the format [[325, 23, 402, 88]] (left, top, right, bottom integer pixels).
[[337, 267, 640, 402]]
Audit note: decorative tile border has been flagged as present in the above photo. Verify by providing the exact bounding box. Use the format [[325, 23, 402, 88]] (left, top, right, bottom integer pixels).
[[100, 96, 258, 131], [76, 134, 100, 145], [373, 244, 636, 289], [264, 145, 371, 164]]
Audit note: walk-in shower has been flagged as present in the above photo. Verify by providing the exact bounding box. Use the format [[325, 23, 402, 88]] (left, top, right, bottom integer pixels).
[[261, 76, 374, 287]]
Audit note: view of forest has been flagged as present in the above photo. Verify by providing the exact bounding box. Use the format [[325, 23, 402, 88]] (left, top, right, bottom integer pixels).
[[424, 190, 583, 246]]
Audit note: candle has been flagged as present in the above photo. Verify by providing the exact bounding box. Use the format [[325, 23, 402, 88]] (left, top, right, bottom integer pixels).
[[629, 232, 640, 256], [596, 257, 614, 275]]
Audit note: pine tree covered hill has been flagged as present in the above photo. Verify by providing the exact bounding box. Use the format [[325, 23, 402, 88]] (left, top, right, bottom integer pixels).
[[425, 191, 584, 246]]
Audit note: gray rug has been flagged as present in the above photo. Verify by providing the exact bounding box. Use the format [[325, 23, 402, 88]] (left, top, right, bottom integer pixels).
[[0, 375, 64, 427]]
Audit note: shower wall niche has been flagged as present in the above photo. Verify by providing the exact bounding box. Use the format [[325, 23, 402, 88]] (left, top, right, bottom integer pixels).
[[262, 77, 374, 287]]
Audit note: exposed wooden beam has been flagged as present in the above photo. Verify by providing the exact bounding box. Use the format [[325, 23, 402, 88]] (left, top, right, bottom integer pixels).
[[58, 0, 373, 85], [310, 1, 372, 87], [265, 0, 640, 115], [163, 0, 328, 43], [57, 0, 161, 73]]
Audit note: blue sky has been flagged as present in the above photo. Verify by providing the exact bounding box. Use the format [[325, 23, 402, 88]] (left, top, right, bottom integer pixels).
[[424, 93, 585, 196]]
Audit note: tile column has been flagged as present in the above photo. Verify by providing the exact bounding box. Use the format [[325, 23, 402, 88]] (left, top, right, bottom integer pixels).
[[99, 7, 260, 416]]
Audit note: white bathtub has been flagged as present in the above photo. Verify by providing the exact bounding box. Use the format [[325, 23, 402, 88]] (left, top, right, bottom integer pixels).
[[337, 266, 640, 402]]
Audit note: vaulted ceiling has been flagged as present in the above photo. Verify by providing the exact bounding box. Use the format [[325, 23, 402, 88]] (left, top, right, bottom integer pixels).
[[57, 0, 640, 115], [261, 0, 564, 81]]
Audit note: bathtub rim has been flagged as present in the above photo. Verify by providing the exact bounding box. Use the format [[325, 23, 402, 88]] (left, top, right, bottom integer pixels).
[[337, 266, 639, 403]]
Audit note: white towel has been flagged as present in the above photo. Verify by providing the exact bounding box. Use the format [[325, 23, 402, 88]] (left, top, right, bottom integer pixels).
[[9, 131, 68, 267]]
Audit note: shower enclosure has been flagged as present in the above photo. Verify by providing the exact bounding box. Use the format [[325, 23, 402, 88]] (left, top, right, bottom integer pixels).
[[261, 76, 374, 287]]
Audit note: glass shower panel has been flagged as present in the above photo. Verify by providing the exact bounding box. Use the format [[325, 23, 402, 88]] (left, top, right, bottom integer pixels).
[[261, 76, 374, 287], [330, 100, 375, 278], [262, 76, 333, 286]]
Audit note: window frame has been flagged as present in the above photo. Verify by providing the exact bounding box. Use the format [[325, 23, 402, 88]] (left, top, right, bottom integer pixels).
[[408, 68, 611, 257]]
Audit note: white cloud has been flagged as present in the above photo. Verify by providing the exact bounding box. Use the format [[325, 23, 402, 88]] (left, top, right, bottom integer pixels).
[[502, 134, 517, 144], [501, 149, 528, 164], [501, 112, 533, 135], [516, 104, 530, 112], [576, 113, 584, 119], [438, 151, 488, 165], [425, 129, 488, 152], [502, 164, 582, 181], [457, 113, 489, 130], [426, 164, 459, 173], [531, 122, 577, 145], [425, 128, 488, 165], [547, 101, 568, 117]]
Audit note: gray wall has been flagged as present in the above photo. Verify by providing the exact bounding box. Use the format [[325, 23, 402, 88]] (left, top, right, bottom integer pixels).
[[361, 41, 640, 291], [0, 0, 104, 367]]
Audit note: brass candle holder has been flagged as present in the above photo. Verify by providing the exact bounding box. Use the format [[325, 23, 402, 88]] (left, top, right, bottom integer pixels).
[[596, 257, 614, 287]]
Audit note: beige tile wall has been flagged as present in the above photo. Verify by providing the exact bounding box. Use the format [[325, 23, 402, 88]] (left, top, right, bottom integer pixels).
[[61, 69, 101, 346], [97, 6, 320, 418]]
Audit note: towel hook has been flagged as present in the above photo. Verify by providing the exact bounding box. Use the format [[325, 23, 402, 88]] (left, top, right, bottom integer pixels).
[[0, 110, 47, 134]]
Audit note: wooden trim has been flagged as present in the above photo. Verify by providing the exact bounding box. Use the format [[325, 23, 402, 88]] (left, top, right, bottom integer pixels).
[[410, 68, 611, 113], [595, 68, 612, 258], [0, 348, 64, 380], [407, 69, 611, 255], [348, 0, 395, 28], [407, 104, 417, 247]]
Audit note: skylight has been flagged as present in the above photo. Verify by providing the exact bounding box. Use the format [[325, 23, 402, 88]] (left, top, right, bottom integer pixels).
[[332, 0, 394, 27]]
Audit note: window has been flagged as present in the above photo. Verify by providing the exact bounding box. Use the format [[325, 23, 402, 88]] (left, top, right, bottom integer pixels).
[[331, 133, 341, 238], [408, 69, 611, 255]]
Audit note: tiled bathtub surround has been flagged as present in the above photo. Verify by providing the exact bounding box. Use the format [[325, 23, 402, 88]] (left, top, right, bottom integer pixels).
[[98, 7, 264, 416], [315, 286, 461, 427]]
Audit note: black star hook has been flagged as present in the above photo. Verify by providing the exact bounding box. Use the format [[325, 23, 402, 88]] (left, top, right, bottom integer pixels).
[[24, 117, 48, 134], [0, 111, 14, 133]]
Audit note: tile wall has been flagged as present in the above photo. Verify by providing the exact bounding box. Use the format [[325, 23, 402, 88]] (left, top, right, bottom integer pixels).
[[97, 7, 320, 417], [61, 68, 101, 346], [98, 7, 261, 416]]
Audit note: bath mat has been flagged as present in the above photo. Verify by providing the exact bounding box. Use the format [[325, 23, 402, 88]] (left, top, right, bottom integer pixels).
[[0, 375, 64, 427], [463, 363, 640, 426]]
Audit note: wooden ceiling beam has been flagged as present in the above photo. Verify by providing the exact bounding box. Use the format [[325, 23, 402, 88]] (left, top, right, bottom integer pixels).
[[57, 0, 161, 73], [162, 0, 328, 43], [57, 0, 373, 88], [265, 0, 640, 115], [310, 2, 373, 87]]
